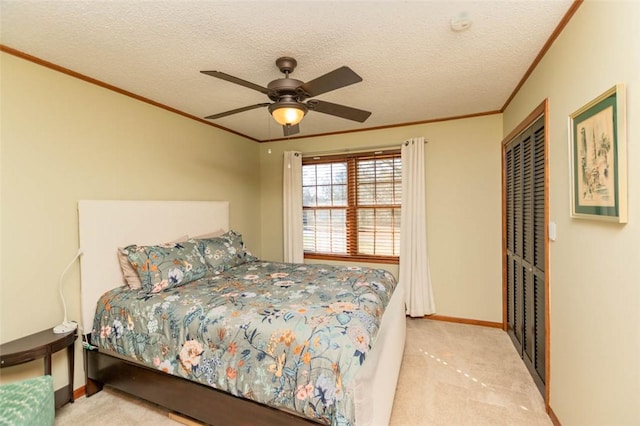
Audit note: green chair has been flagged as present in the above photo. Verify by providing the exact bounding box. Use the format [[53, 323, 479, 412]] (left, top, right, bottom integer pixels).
[[0, 375, 54, 426]]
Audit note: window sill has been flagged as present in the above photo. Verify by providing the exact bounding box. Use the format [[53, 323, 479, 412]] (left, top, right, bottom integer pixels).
[[304, 253, 399, 265]]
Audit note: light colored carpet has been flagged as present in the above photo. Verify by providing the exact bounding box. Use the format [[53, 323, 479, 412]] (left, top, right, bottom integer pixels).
[[55, 319, 551, 425], [390, 319, 551, 426]]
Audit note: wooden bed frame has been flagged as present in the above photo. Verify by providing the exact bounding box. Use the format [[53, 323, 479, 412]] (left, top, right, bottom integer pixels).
[[78, 200, 405, 426], [84, 346, 315, 425]]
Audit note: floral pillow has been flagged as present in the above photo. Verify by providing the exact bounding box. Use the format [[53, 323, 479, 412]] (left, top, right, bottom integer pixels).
[[117, 235, 189, 290], [192, 230, 257, 273], [122, 241, 209, 293]]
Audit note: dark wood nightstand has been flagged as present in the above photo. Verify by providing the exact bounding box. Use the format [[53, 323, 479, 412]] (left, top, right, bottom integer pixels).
[[0, 328, 77, 408]]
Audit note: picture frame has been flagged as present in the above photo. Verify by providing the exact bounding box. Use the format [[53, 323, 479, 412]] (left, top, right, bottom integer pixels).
[[569, 84, 627, 223]]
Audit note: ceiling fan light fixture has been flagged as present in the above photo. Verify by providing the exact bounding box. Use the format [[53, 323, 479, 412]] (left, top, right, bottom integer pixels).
[[269, 101, 307, 126], [202, 56, 370, 136]]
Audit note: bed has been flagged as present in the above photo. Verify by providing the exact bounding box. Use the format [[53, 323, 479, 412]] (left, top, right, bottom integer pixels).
[[79, 200, 406, 426]]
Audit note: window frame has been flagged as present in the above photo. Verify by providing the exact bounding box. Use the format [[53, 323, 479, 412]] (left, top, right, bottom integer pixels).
[[302, 149, 401, 265]]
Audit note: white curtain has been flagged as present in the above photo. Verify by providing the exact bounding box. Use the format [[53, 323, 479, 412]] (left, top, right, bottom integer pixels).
[[400, 137, 436, 317], [283, 151, 303, 263]]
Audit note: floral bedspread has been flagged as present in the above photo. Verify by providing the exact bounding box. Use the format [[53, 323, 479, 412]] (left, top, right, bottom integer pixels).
[[92, 261, 398, 425]]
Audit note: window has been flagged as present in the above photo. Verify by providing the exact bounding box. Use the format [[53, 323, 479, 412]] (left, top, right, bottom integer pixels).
[[302, 150, 401, 264]]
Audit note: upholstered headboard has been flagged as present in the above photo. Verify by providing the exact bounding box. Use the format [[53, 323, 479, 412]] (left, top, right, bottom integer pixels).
[[78, 200, 229, 334]]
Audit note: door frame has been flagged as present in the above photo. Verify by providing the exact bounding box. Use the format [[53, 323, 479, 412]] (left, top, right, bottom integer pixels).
[[501, 99, 550, 408]]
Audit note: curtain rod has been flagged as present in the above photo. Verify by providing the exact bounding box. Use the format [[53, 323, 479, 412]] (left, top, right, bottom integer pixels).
[[301, 139, 427, 158]]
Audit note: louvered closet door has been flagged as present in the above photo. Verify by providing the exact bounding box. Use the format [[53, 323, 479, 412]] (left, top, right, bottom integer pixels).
[[506, 143, 523, 349], [505, 115, 546, 395]]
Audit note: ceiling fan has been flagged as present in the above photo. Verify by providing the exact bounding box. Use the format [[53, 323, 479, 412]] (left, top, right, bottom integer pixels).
[[201, 57, 371, 136]]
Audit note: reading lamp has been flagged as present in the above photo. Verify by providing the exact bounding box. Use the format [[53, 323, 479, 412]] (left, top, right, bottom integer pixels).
[[53, 248, 83, 334]]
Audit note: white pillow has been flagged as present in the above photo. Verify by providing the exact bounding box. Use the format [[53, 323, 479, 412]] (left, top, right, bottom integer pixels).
[[191, 229, 226, 240]]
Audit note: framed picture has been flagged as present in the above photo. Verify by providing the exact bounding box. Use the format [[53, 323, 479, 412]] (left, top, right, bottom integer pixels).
[[569, 84, 627, 223]]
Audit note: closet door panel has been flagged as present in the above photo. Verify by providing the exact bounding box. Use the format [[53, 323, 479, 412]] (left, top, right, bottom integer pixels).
[[522, 133, 534, 265], [507, 257, 519, 347], [522, 266, 534, 367], [513, 143, 523, 260], [533, 125, 546, 272], [506, 146, 519, 346], [504, 114, 546, 397], [534, 273, 546, 382]]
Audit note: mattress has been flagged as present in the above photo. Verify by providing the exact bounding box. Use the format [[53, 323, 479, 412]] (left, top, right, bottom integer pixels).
[[91, 260, 399, 425]]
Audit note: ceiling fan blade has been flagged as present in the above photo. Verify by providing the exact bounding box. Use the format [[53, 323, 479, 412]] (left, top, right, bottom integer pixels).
[[201, 71, 270, 94], [204, 103, 270, 120], [283, 123, 300, 136], [307, 100, 371, 123], [298, 66, 363, 98]]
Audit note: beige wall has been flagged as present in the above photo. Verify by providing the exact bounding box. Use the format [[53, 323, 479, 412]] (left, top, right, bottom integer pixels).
[[0, 53, 261, 390], [260, 114, 504, 323], [502, 1, 640, 424]]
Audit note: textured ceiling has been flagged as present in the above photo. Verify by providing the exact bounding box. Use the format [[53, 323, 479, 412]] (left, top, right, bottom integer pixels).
[[0, 1, 574, 142]]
